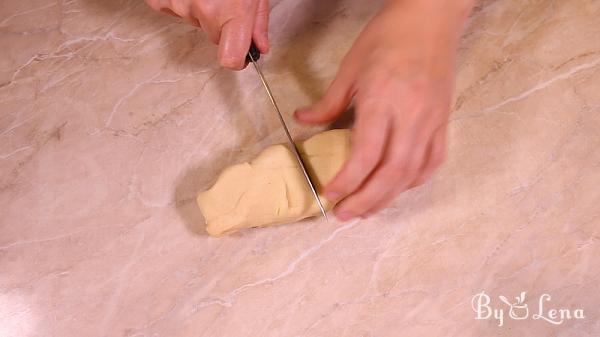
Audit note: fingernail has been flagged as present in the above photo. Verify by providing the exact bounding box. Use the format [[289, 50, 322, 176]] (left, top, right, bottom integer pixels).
[[325, 191, 341, 201], [336, 211, 354, 221]]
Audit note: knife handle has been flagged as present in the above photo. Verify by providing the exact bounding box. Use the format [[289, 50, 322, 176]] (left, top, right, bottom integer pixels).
[[246, 41, 261, 64]]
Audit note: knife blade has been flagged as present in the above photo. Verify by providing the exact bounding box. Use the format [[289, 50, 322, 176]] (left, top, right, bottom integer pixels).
[[246, 43, 329, 221]]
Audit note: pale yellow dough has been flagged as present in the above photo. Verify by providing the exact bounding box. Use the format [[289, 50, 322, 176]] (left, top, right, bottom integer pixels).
[[197, 129, 351, 236]]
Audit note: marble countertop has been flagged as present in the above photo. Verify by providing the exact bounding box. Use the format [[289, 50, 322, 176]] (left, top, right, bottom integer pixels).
[[1, 0, 599, 336]]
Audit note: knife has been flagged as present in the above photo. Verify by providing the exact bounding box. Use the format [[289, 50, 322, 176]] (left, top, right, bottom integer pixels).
[[246, 42, 329, 221]]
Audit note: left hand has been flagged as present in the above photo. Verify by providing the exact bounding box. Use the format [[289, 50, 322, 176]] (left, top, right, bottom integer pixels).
[[294, 0, 474, 220]]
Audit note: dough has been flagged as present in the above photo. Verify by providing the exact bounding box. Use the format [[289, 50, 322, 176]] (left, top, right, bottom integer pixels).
[[197, 129, 351, 236]]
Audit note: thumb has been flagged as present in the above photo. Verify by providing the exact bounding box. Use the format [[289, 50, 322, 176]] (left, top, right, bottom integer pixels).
[[295, 65, 356, 124], [252, 0, 270, 53], [218, 2, 258, 70]]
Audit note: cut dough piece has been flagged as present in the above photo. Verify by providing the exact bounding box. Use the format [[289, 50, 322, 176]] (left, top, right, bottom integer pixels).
[[197, 129, 351, 236]]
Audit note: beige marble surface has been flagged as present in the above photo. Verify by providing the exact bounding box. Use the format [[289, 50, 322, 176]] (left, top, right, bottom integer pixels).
[[1, 0, 599, 336]]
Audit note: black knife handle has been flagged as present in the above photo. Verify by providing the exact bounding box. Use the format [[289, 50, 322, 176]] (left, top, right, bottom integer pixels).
[[246, 41, 261, 64]]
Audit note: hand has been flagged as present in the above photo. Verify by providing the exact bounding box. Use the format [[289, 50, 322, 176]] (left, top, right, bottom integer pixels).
[[295, 0, 474, 220], [145, 0, 270, 69]]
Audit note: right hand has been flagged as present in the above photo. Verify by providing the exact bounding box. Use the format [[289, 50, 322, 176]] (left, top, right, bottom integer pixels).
[[145, 0, 270, 70]]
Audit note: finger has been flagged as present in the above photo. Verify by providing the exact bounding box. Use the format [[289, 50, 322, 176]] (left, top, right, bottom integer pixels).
[[252, 0, 270, 53], [218, 2, 259, 70], [333, 122, 428, 221], [362, 135, 437, 218], [362, 125, 447, 218], [410, 125, 447, 187], [188, 1, 220, 43], [361, 183, 406, 219], [165, 0, 192, 19], [323, 99, 392, 202], [334, 149, 424, 221], [294, 55, 359, 124]]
